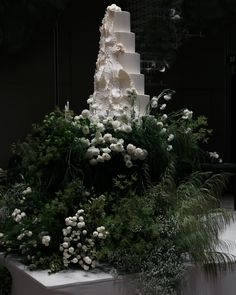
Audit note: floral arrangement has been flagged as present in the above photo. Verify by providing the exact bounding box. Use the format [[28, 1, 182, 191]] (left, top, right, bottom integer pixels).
[[0, 90, 232, 294]]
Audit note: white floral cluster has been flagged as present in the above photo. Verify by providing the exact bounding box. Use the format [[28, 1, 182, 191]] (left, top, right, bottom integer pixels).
[[71, 108, 148, 168], [12, 208, 26, 223], [149, 90, 177, 152], [150, 91, 173, 109], [209, 151, 223, 163], [60, 209, 108, 270], [17, 229, 32, 241], [42, 235, 51, 246], [182, 109, 193, 120], [19, 186, 32, 204], [124, 144, 148, 168], [22, 186, 32, 195]]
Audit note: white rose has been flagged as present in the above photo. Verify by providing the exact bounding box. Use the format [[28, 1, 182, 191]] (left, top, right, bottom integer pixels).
[[77, 222, 85, 228], [102, 153, 111, 161], [103, 133, 112, 142], [93, 231, 98, 237], [126, 144, 136, 155], [151, 100, 158, 108], [81, 109, 90, 118], [82, 125, 90, 135], [83, 256, 92, 265], [63, 242, 69, 248], [72, 258, 78, 263], [83, 265, 90, 271], [168, 134, 174, 142], [97, 155, 104, 163], [42, 235, 51, 246], [68, 247, 75, 254]]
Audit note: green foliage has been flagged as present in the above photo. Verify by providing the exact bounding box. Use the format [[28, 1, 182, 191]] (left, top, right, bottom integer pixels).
[[0, 89, 231, 294]]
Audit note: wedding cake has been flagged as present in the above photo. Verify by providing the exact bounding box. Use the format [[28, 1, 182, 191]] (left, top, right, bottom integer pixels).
[[88, 4, 150, 118]]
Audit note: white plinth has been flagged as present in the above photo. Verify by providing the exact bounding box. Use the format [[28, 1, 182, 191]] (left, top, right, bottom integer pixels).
[[1, 215, 236, 295], [0, 255, 137, 295]]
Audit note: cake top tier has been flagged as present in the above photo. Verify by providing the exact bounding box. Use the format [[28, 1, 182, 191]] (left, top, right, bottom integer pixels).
[[88, 4, 149, 119], [107, 4, 131, 32]]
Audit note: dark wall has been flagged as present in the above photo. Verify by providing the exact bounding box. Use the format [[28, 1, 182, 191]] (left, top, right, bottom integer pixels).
[[145, 26, 235, 163], [0, 0, 111, 168], [0, 25, 55, 168], [165, 31, 227, 160], [55, 0, 111, 113]]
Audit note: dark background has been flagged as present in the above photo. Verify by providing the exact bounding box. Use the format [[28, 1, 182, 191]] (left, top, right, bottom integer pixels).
[[0, 0, 235, 167]]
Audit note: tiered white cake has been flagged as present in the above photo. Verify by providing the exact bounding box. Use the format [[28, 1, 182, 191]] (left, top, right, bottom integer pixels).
[[88, 4, 150, 118]]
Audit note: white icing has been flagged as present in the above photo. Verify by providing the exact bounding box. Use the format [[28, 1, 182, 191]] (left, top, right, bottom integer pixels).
[[129, 74, 144, 94], [113, 11, 130, 32], [118, 52, 140, 73], [114, 32, 135, 53], [89, 4, 149, 118]]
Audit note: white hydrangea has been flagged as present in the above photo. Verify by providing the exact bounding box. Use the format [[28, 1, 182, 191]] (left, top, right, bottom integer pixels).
[[61, 210, 108, 269]]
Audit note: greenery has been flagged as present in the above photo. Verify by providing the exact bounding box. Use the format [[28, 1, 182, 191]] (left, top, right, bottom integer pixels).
[[0, 89, 233, 294]]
